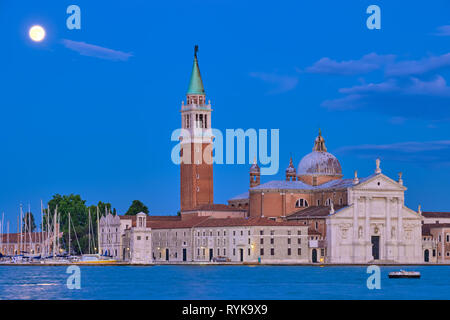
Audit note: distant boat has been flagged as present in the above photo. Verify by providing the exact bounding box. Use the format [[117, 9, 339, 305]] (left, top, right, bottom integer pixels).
[[74, 254, 117, 265], [389, 270, 421, 278]]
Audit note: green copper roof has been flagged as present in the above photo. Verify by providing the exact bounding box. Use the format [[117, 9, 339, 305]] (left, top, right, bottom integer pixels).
[[187, 55, 205, 95]]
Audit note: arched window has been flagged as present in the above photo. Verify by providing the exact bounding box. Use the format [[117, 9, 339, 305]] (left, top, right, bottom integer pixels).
[[295, 198, 309, 208], [325, 198, 332, 206]]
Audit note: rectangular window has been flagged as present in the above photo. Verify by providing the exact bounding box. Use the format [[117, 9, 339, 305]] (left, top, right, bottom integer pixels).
[[270, 238, 274, 245], [287, 248, 291, 256], [233, 248, 236, 256], [287, 238, 291, 245], [270, 248, 275, 256], [260, 230, 264, 236], [260, 238, 264, 245], [260, 248, 264, 256], [298, 248, 302, 256], [297, 238, 301, 244], [248, 248, 251, 256]]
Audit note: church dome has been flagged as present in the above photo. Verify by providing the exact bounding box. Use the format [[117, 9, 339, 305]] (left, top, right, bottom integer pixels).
[[297, 151, 342, 176], [297, 130, 342, 177]]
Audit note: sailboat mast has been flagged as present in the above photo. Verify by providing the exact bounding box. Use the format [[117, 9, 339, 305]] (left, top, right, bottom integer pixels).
[[7, 222, 9, 255], [28, 204, 32, 254], [68, 212, 71, 256], [1, 212, 4, 255], [47, 205, 50, 257], [88, 209, 91, 254], [20, 204, 23, 254], [40, 200, 43, 255], [97, 206, 100, 255], [53, 207, 57, 257]]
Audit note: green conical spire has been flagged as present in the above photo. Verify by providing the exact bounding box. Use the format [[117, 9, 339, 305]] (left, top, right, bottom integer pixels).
[[187, 45, 205, 95]]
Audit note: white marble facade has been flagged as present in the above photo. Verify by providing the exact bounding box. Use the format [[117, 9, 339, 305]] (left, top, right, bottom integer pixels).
[[326, 171, 423, 264]]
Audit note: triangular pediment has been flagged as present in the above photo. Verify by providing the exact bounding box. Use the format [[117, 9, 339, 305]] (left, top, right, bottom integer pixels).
[[353, 173, 406, 191]]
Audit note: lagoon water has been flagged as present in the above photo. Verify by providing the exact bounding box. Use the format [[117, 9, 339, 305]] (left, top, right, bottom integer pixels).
[[0, 265, 449, 300]]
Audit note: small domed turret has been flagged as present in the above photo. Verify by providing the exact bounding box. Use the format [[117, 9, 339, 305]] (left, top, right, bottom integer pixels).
[[285, 157, 297, 181], [250, 158, 260, 187]]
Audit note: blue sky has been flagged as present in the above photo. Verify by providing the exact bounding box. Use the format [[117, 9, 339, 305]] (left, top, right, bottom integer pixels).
[[1, 0, 450, 229]]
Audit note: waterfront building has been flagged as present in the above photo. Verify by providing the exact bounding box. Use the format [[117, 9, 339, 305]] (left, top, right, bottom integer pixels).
[[97, 47, 450, 265], [0, 232, 55, 256], [115, 214, 311, 264]]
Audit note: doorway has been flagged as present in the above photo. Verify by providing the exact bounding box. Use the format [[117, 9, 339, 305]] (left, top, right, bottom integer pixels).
[[239, 248, 244, 262], [166, 249, 169, 261], [424, 249, 429, 262], [183, 248, 187, 262], [312, 249, 317, 263], [371, 236, 380, 260], [209, 248, 213, 261]]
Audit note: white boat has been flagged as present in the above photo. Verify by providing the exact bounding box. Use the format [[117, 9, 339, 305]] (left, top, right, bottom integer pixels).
[[74, 254, 117, 265], [388, 270, 421, 278]]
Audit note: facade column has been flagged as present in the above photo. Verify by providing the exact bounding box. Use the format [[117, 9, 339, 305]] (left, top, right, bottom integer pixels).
[[365, 197, 371, 260], [352, 196, 359, 263], [397, 197, 403, 261], [281, 192, 286, 217], [385, 197, 391, 260]]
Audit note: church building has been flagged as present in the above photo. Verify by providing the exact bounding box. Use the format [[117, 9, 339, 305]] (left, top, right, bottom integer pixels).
[[97, 47, 449, 265], [229, 130, 425, 264]]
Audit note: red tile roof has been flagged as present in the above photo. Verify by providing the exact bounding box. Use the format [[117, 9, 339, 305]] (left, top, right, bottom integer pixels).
[[422, 212, 450, 218], [147, 216, 210, 229], [0, 232, 50, 244], [308, 228, 322, 236], [145, 217, 309, 229], [184, 204, 248, 212], [286, 206, 345, 219]]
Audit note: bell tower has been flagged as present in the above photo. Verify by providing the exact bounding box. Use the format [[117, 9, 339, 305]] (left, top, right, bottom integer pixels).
[[180, 46, 214, 211]]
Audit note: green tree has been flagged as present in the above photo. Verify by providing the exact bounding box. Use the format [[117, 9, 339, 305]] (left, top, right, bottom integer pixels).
[[44, 194, 89, 255], [43, 194, 117, 255], [125, 200, 149, 216], [22, 212, 36, 233]]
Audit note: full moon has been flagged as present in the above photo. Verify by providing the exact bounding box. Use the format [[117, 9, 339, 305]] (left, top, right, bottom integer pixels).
[[29, 25, 46, 42]]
